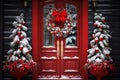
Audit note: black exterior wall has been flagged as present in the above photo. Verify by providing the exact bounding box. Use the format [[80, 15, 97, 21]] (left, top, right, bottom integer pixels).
[[88, 0, 120, 80], [0, 0, 120, 80], [0, 0, 32, 80]]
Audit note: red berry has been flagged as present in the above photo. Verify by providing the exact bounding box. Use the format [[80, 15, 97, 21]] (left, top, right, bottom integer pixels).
[[106, 54, 110, 57], [99, 25, 103, 29], [93, 23, 97, 27], [20, 35, 24, 40], [17, 31, 21, 36], [19, 47, 23, 50], [95, 39, 99, 43], [100, 37, 104, 41], [53, 31, 56, 35], [17, 26, 22, 28], [95, 49, 99, 53], [16, 40, 20, 44]]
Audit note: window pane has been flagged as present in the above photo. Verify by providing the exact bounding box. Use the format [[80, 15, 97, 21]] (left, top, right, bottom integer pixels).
[[66, 4, 77, 46], [43, 4, 55, 46]]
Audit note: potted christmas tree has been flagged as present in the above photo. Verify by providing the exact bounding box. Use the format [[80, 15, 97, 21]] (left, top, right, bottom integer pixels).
[[85, 13, 115, 80], [3, 13, 36, 80]]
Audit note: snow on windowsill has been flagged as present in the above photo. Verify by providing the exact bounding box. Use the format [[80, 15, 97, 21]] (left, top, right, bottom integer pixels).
[[41, 56, 57, 59], [63, 56, 79, 59], [64, 70, 78, 72], [42, 69, 56, 72]]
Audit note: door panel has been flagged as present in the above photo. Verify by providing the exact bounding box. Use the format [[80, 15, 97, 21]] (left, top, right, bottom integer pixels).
[[40, 1, 58, 76], [61, 2, 80, 76], [41, 59, 57, 72], [32, 0, 88, 80]]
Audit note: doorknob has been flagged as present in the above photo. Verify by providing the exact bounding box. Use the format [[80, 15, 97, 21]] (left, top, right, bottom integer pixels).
[[57, 40, 59, 59], [61, 40, 64, 59]]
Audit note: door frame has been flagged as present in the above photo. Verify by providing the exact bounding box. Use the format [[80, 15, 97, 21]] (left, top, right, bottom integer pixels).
[[32, 0, 88, 80]]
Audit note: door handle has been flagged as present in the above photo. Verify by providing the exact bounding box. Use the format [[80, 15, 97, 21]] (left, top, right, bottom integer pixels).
[[57, 40, 59, 59], [61, 40, 64, 59], [57, 40, 64, 59]]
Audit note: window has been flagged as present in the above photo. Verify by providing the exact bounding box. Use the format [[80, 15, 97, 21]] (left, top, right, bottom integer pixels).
[[43, 4, 55, 46], [66, 4, 77, 46]]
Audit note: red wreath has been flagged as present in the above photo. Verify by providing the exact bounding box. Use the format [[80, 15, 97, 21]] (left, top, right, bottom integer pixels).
[[47, 8, 73, 37]]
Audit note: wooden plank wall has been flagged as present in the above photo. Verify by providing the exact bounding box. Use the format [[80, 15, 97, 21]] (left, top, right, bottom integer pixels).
[[88, 0, 120, 80], [1, 0, 32, 80], [0, 0, 120, 80], [0, 0, 3, 80]]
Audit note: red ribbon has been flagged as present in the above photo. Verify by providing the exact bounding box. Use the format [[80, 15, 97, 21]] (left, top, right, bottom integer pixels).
[[18, 59, 25, 64], [19, 63, 31, 72], [52, 9, 67, 22]]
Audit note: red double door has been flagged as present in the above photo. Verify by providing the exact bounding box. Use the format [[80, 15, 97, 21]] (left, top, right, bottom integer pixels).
[[32, 0, 88, 80]]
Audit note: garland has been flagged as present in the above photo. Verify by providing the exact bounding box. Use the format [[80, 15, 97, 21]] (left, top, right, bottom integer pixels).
[[47, 8, 73, 37]]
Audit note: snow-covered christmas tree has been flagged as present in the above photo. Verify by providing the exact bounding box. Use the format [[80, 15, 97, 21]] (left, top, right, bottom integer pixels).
[[85, 13, 114, 80], [3, 13, 36, 74]]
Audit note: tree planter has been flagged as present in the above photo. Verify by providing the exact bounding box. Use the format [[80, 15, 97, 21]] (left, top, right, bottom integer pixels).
[[89, 65, 108, 80], [3, 60, 36, 80], [10, 69, 29, 80], [88, 61, 114, 80]]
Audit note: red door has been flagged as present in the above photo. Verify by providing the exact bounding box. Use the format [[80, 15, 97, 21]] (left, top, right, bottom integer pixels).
[[32, 0, 88, 80]]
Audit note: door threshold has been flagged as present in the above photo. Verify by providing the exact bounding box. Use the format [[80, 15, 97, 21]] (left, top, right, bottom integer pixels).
[[39, 75, 82, 80], [39, 78, 82, 80]]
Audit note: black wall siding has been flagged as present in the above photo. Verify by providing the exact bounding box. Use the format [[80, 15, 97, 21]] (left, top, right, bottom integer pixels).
[[2, 0, 32, 80], [1, 0, 120, 80], [88, 0, 120, 80], [0, 0, 3, 80]]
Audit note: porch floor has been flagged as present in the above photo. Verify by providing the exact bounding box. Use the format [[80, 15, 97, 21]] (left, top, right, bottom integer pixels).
[[39, 75, 82, 80]]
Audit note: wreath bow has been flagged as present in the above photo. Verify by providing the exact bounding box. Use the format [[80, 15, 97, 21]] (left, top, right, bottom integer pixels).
[[52, 9, 67, 22]]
